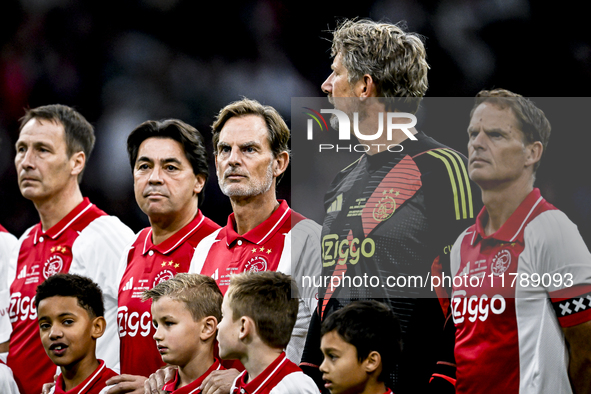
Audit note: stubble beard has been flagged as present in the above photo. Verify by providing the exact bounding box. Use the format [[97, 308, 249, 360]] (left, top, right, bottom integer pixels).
[[219, 160, 274, 198]]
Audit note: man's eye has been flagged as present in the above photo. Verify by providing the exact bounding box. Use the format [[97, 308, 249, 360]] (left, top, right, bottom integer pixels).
[[166, 165, 177, 171], [138, 164, 149, 170]]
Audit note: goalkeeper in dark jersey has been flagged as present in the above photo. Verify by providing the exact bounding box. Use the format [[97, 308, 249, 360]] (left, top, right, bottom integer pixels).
[[299, 19, 480, 394]]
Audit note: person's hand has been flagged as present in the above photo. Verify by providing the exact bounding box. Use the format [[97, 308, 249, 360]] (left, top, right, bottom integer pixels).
[[200, 369, 240, 394], [106, 374, 148, 394], [143, 366, 176, 394], [41, 375, 58, 394]]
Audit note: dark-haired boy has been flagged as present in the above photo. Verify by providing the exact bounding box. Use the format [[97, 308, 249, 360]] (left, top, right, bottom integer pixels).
[[142, 273, 225, 394], [217, 271, 318, 394], [36, 273, 118, 394], [319, 301, 401, 394]]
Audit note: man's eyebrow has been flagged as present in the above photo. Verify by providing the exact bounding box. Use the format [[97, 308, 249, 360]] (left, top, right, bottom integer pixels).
[[160, 158, 182, 165], [136, 156, 153, 163], [240, 141, 260, 148]]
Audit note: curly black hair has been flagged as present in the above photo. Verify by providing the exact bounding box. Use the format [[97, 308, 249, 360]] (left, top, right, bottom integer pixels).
[[35, 273, 104, 318]]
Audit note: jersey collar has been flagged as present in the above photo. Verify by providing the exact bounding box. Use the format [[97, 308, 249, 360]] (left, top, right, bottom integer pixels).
[[233, 352, 288, 394], [225, 200, 290, 246], [162, 358, 222, 393], [54, 359, 106, 394], [142, 210, 206, 255], [472, 188, 544, 245], [33, 198, 93, 245]]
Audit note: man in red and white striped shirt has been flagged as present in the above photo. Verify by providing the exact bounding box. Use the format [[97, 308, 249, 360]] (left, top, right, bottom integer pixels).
[[5, 105, 134, 394], [188, 98, 321, 394], [451, 89, 591, 394], [108, 119, 219, 394]]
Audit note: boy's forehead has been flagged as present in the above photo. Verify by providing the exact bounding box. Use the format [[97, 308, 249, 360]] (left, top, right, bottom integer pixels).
[[152, 295, 191, 315], [38, 295, 86, 317]]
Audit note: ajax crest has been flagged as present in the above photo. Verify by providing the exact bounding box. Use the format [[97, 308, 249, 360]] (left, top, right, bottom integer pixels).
[[245, 256, 268, 273], [43, 255, 63, 279], [491, 249, 511, 276], [153, 269, 174, 287], [372, 192, 397, 222]]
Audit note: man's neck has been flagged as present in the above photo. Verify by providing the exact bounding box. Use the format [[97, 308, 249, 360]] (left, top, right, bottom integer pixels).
[[60, 356, 99, 391], [481, 178, 534, 236], [240, 345, 283, 383], [149, 205, 198, 245], [35, 184, 84, 232], [230, 191, 279, 235], [178, 346, 214, 388]]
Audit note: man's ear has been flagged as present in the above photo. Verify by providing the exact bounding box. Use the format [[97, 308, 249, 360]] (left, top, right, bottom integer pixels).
[[200, 316, 218, 341], [91, 316, 106, 339], [70, 151, 86, 177], [273, 151, 289, 178], [525, 141, 543, 168], [363, 351, 382, 374], [356, 74, 378, 99], [194, 173, 206, 195]]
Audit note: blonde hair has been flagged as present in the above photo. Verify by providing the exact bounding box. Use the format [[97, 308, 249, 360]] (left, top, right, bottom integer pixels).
[[331, 19, 429, 113], [142, 273, 222, 322]]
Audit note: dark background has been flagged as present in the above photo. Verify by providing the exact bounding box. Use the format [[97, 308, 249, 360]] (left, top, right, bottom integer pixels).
[[1, 0, 590, 243]]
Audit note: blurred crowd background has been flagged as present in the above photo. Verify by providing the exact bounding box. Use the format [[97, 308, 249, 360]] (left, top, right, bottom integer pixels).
[[1, 0, 590, 244]]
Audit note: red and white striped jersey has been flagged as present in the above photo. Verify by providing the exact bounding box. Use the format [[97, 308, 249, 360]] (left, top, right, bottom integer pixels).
[[230, 352, 318, 394], [50, 359, 118, 394], [0, 225, 18, 345], [117, 210, 219, 377], [189, 200, 321, 364], [451, 188, 591, 393], [7, 198, 134, 394]]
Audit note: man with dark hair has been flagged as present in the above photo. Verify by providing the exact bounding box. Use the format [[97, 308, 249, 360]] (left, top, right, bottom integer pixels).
[[107, 119, 219, 394], [6, 104, 134, 394], [300, 19, 479, 394], [320, 301, 401, 394], [451, 89, 591, 393]]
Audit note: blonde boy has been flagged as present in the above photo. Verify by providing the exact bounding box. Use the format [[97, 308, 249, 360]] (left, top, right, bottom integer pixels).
[[217, 271, 318, 394], [142, 273, 224, 394]]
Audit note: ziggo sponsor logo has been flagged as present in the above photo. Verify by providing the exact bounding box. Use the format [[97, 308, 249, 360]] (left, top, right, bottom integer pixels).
[[117, 306, 152, 337], [9, 293, 37, 322], [451, 290, 506, 323], [322, 234, 375, 267]]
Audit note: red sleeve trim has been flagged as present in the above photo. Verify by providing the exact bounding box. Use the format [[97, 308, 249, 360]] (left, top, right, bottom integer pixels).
[[550, 284, 591, 302], [429, 374, 456, 387], [557, 308, 591, 328]]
